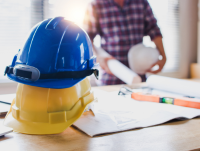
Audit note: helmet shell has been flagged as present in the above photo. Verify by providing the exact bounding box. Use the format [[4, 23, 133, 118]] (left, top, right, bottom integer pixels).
[[128, 43, 159, 74], [7, 17, 97, 89], [4, 78, 94, 134]]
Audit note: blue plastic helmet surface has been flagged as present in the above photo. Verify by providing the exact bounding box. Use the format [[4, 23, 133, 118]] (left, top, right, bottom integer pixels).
[[7, 17, 97, 89]]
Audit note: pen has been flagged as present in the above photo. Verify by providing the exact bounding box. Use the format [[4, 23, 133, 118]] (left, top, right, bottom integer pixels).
[[0, 101, 11, 105]]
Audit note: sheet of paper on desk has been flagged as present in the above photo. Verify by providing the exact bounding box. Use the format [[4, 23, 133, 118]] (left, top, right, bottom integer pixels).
[[73, 89, 200, 137], [147, 75, 200, 98], [0, 94, 15, 115], [0, 103, 11, 115], [0, 125, 13, 137], [0, 93, 15, 104]]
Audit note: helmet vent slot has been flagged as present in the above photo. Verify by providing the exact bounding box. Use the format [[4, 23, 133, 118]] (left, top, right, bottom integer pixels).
[[45, 17, 64, 30]]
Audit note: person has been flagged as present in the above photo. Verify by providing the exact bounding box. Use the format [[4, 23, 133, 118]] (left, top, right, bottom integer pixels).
[[83, 0, 166, 85]]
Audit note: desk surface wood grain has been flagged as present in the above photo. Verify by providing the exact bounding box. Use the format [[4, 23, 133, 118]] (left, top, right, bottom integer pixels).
[[1, 84, 200, 151]]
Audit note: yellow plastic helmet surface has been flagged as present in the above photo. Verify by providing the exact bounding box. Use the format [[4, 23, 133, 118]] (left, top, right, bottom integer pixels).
[[4, 78, 94, 134]]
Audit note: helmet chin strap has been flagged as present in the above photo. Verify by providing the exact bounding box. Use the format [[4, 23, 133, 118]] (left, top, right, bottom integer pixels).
[[5, 65, 99, 81], [39, 69, 99, 80]]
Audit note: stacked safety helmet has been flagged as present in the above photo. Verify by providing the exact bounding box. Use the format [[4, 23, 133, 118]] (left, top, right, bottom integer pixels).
[[4, 17, 98, 134]]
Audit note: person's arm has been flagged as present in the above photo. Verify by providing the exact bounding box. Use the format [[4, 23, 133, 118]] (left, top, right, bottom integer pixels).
[[143, 0, 166, 73], [148, 36, 166, 73]]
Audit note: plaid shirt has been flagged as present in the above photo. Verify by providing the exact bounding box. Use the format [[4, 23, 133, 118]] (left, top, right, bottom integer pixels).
[[84, 0, 162, 85]]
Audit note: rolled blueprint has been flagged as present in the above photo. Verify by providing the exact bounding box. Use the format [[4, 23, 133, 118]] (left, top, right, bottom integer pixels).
[[94, 46, 111, 58], [107, 59, 141, 84], [94, 46, 141, 84], [147, 75, 200, 98]]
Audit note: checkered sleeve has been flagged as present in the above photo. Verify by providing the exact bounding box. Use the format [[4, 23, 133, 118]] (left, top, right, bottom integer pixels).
[[143, 0, 162, 40], [83, 1, 100, 40]]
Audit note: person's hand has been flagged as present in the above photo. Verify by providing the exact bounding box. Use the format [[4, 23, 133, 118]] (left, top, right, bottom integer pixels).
[[149, 36, 166, 74], [147, 56, 166, 74], [97, 55, 115, 75], [132, 75, 142, 84]]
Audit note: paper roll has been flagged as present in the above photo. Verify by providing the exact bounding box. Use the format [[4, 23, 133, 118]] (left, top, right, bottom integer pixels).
[[107, 59, 141, 84], [94, 46, 141, 84], [147, 75, 200, 98], [94, 46, 111, 57]]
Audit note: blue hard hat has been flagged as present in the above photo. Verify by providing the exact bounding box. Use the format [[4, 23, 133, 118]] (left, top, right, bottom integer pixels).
[[5, 17, 99, 89]]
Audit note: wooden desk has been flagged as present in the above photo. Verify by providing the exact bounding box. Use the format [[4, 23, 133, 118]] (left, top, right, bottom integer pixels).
[[1, 84, 200, 151]]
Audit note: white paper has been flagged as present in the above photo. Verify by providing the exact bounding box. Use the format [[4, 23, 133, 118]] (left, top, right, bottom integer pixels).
[[73, 89, 200, 137], [107, 59, 140, 85], [147, 75, 200, 98], [0, 125, 13, 137], [94, 46, 141, 84], [0, 104, 10, 115], [0, 94, 15, 114], [0, 93, 15, 104]]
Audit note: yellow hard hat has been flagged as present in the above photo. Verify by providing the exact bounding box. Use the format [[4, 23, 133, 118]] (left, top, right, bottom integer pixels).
[[4, 78, 94, 134]]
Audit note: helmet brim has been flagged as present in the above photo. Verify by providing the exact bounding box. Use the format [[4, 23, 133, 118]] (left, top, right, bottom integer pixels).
[[4, 104, 87, 135], [7, 74, 85, 89]]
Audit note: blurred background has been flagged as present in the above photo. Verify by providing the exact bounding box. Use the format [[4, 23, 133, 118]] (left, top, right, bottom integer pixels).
[[0, 0, 199, 82]]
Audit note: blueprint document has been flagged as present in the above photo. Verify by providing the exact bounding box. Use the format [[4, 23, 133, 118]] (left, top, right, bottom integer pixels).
[[73, 89, 200, 137]]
